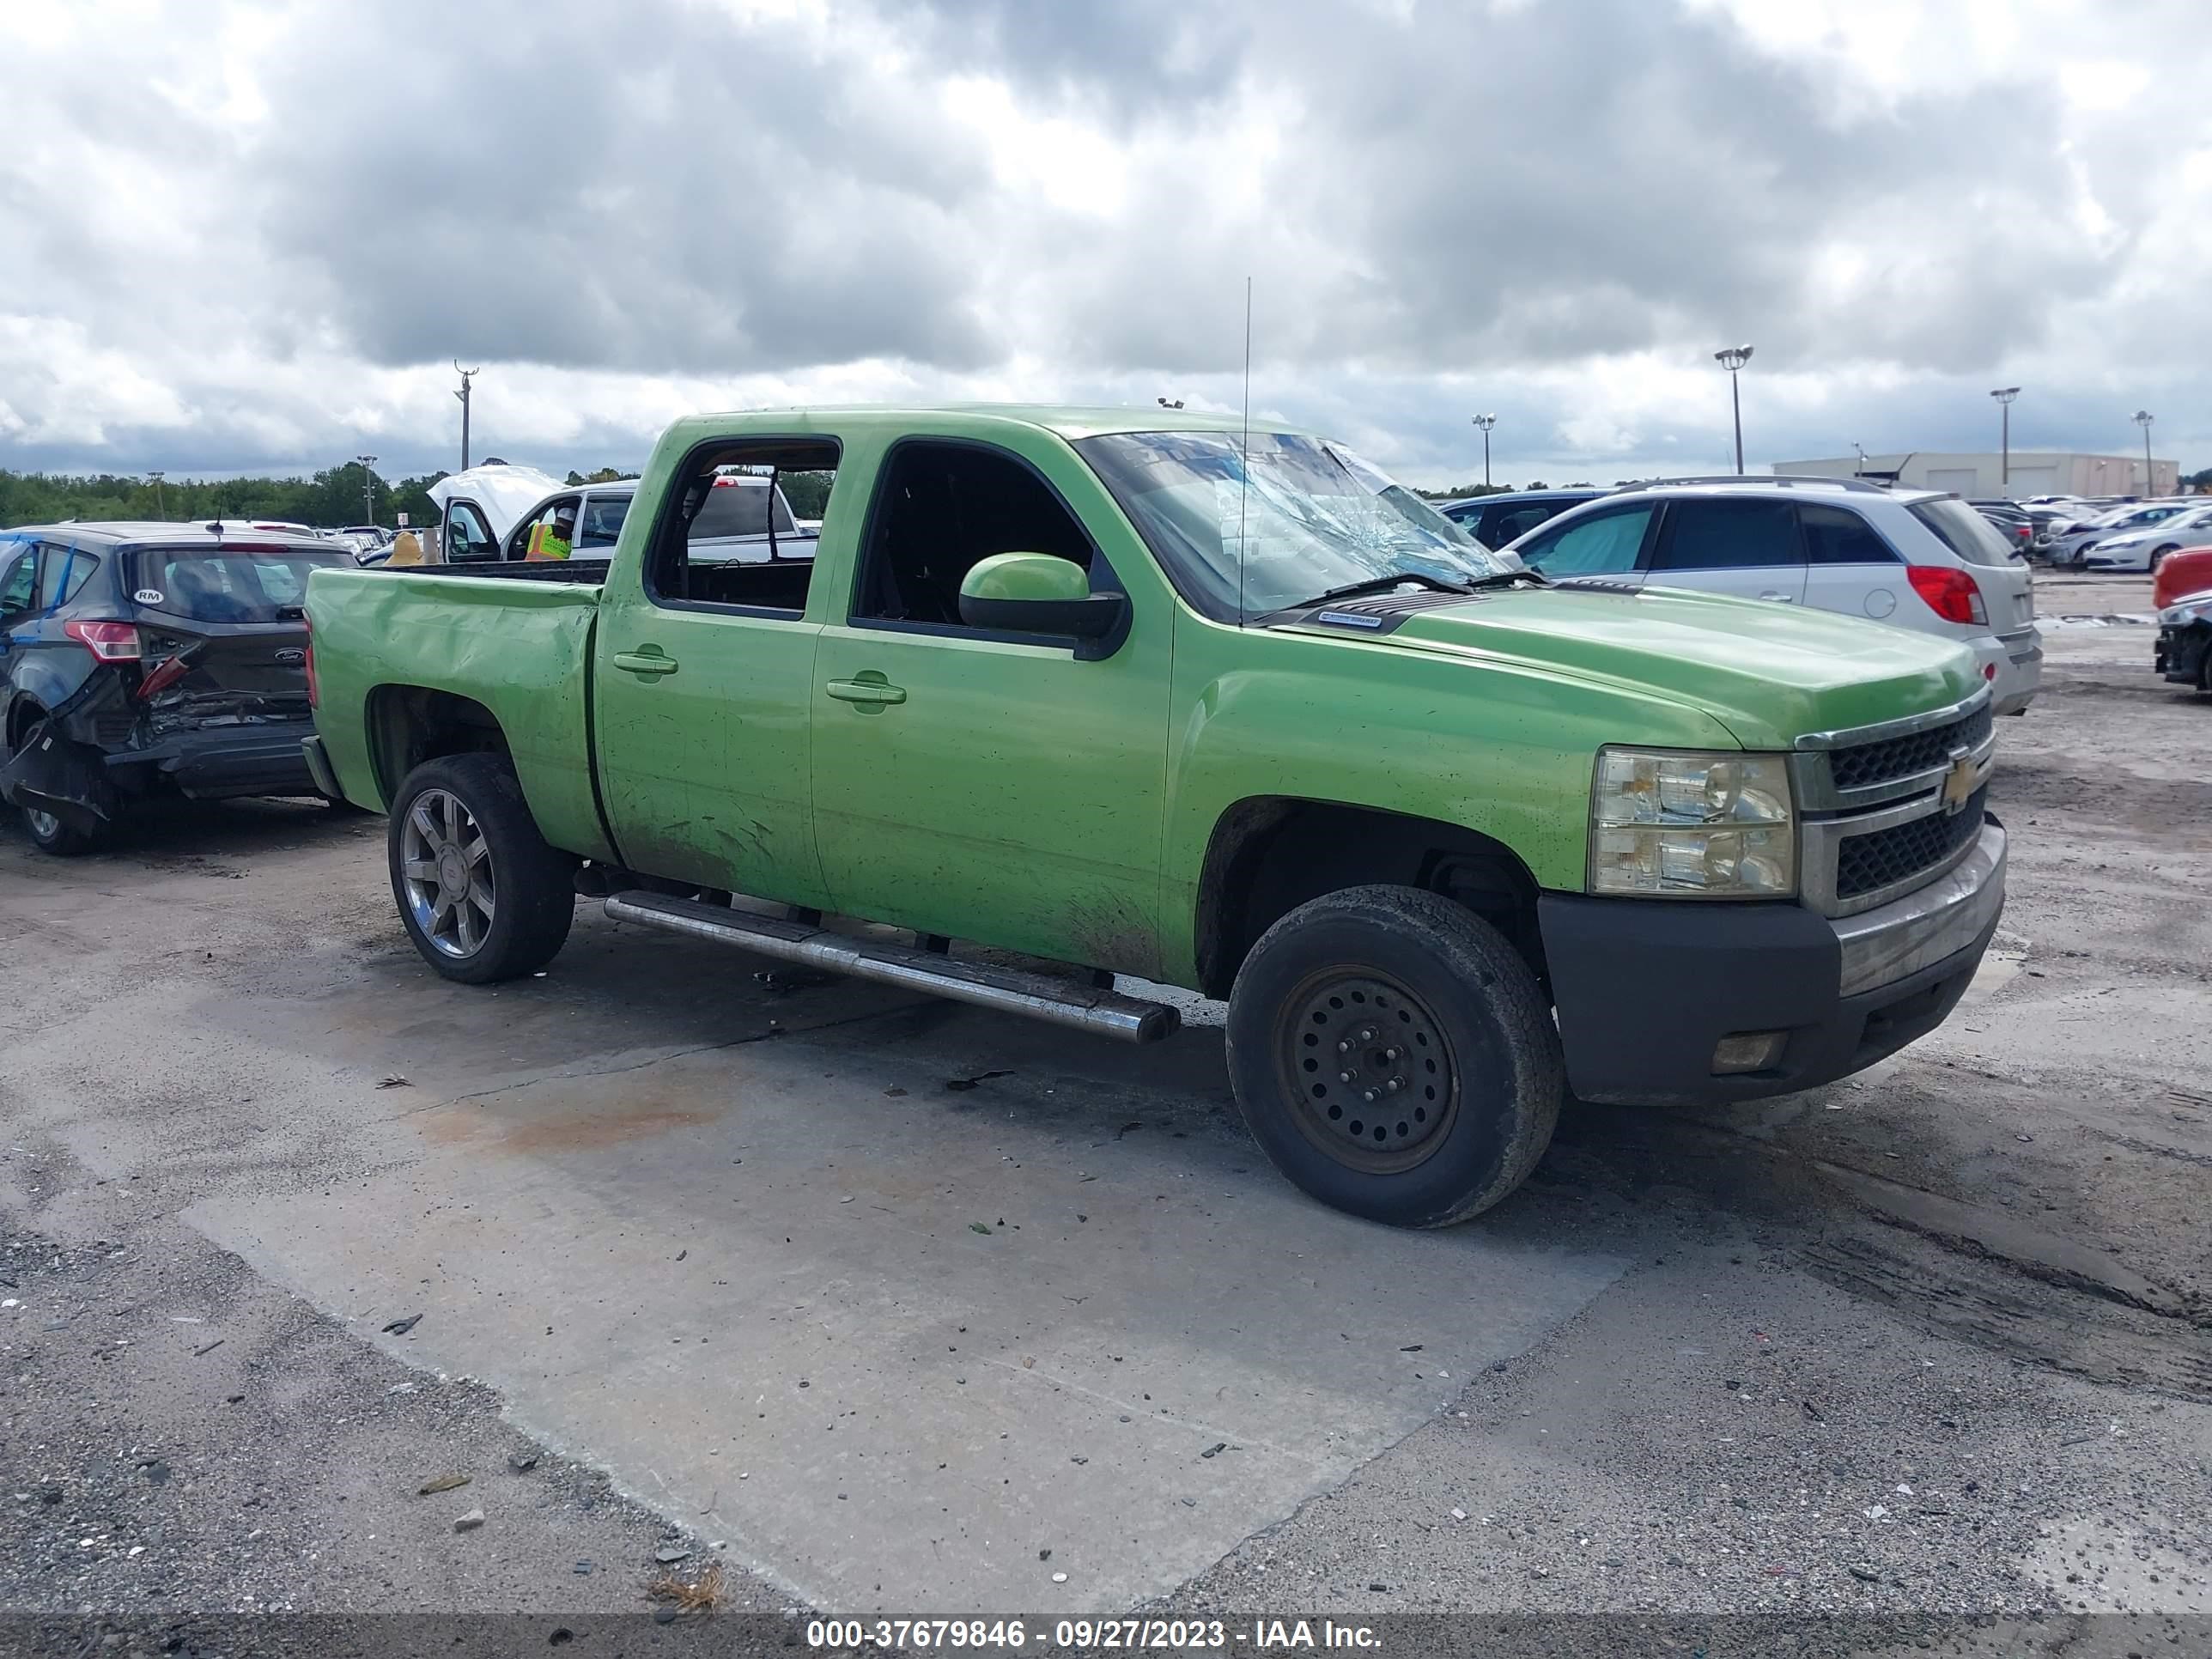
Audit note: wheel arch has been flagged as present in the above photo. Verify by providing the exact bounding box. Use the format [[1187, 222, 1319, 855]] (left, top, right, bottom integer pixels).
[[1193, 795, 1547, 1000], [364, 684, 514, 803]]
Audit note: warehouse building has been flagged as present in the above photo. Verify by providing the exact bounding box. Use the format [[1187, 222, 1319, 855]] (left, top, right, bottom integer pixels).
[[1770, 451, 2179, 499]]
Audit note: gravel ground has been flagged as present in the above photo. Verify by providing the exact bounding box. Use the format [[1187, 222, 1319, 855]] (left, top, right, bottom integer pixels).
[[1, 572, 2206, 1654]]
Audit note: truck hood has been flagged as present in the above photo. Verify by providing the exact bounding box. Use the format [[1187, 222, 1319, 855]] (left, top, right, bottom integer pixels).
[[1375, 585, 1982, 749]]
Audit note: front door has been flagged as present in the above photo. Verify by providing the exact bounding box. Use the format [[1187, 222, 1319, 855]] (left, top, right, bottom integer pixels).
[[592, 450, 830, 907], [808, 437, 1172, 977], [1644, 496, 1808, 605]]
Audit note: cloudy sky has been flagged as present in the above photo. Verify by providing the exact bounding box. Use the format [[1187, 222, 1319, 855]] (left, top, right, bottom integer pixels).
[[2, 0, 2206, 489]]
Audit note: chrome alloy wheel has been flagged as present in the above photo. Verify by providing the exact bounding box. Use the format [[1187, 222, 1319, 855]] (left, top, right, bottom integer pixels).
[[399, 787, 495, 957]]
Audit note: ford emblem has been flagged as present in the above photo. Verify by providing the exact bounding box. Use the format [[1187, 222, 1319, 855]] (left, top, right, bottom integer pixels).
[[275, 647, 307, 665]]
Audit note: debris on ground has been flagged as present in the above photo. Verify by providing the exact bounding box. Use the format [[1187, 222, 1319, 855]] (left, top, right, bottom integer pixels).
[[645, 1559, 724, 1615], [381, 1314, 422, 1335], [655, 1543, 691, 1564], [945, 1070, 1013, 1092], [453, 1508, 484, 1532], [969, 1223, 993, 1235], [377, 1076, 410, 1089], [508, 1451, 539, 1473], [417, 1473, 471, 1495]]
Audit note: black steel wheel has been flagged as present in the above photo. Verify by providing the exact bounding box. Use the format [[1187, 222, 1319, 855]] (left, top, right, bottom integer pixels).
[[1226, 884, 1562, 1228], [1276, 969, 1459, 1176]]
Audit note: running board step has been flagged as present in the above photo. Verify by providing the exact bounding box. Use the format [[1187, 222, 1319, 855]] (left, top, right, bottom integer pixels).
[[604, 891, 1181, 1044]]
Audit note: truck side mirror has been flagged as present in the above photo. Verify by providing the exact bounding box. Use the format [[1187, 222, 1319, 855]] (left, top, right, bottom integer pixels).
[[957, 552, 1127, 645]]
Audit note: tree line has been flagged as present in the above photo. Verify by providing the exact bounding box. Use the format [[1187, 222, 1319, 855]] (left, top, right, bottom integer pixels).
[[2, 460, 838, 529], [0, 462, 446, 532]]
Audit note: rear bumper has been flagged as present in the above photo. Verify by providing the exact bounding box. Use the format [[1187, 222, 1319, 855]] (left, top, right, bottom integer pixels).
[[1973, 629, 2042, 715], [107, 722, 322, 799], [1540, 818, 2006, 1105], [2156, 622, 2211, 687]]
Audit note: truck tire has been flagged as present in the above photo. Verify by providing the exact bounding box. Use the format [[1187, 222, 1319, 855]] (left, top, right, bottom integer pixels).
[[1224, 884, 1562, 1228], [388, 753, 575, 984]]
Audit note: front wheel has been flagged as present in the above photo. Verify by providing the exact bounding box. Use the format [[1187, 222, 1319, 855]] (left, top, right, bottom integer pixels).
[[388, 753, 575, 983], [1224, 884, 1562, 1228]]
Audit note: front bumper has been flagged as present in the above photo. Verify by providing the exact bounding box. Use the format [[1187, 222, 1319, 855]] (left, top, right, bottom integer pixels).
[[2155, 622, 2211, 687], [107, 721, 322, 800], [1540, 818, 2007, 1105]]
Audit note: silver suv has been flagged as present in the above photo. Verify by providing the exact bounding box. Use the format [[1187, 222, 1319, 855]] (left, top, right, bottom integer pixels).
[[1504, 477, 2042, 715]]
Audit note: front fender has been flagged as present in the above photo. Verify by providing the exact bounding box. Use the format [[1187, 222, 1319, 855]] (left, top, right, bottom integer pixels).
[[1158, 613, 1741, 985]]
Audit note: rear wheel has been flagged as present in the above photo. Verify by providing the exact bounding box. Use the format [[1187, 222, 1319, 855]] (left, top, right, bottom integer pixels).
[[2150, 544, 2179, 571], [23, 803, 99, 856], [1224, 884, 1562, 1227], [388, 753, 575, 982]]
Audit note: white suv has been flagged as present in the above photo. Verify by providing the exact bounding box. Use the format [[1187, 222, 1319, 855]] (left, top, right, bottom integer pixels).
[[1504, 477, 2042, 715]]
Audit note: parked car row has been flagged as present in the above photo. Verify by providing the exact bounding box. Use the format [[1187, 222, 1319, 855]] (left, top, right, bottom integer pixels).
[[1442, 476, 2042, 716]]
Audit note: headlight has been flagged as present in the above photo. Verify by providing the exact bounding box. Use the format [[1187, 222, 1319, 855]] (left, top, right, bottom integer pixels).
[[2160, 599, 2212, 626], [1589, 748, 1796, 898]]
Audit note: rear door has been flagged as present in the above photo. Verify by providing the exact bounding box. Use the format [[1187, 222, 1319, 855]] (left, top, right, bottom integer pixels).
[[1644, 496, 1807, 605], [1798, 501, 1910, 625]]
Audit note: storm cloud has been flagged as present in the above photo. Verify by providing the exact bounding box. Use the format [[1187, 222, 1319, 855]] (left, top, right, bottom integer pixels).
[[1, 0, 2205, 483]]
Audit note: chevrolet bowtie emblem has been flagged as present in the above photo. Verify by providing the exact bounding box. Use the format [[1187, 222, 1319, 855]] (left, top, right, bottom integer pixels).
[[1941, 753, 1980, 815]]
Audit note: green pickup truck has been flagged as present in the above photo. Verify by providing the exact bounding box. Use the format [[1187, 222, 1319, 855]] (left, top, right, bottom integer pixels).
[[304, 406, 2005, 1226]]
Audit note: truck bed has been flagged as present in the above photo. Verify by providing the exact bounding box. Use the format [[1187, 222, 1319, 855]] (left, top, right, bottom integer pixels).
[[388, 560, 608, 585], [304, 566, 613, 860]]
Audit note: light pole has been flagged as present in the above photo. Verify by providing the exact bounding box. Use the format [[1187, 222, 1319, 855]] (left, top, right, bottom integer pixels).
[[1472, 414, 1497, 489], [1990, 387, 2019, 489], [148, 471, 166, 519], [1713, 345, 1753, 473], [2133, 410, 2155, 495], [455, 362, 482, 471], [357, 455, 378, 526]]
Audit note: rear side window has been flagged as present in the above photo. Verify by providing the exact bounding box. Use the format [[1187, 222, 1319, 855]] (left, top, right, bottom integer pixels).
[[1799, 504, 1897, 565], [1518, 505, 1655, 576], [1489, 505, 1560, 544], [1651, 499, 1800, 570], [133, 548, 353, 623], [1909, 499, 2018, 567], [36, 544, 101, 608]]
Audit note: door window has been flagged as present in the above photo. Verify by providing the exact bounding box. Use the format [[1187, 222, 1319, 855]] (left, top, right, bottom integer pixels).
[[576, 493, 630, 550], [643, 441, 836, 616], [0, 547, 40, 616], [1650, 498, 1800, 572], [1518, 505, 1655, 576], [850, 441, 1097, 630], [1799, 504, 1898, 565], [441, 503, 497, 562], [509, 495, 582, 562]]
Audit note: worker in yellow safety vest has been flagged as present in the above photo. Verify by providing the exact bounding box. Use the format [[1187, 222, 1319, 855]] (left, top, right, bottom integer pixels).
[[526, 503, 577, 562]]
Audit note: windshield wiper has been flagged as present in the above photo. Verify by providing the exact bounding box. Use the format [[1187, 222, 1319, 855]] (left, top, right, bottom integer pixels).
[[1300, 567, 1540, 609], [1300, 571, 1476, 607]]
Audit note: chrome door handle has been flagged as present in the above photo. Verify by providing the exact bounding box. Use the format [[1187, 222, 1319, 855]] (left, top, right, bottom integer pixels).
[[1759, 592, 1796, 603], [611, 650, 679, 676], [825, 678, 907, 705]]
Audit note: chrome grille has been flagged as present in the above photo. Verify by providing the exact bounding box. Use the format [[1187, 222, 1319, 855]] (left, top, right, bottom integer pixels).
[[1796, 689, 1997, 918], [1835, 787, 1986, 900], [1830, 704, 1993, 793]]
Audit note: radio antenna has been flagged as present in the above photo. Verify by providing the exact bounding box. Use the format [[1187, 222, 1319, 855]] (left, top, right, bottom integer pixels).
[[1237, 276, 1252, 625]]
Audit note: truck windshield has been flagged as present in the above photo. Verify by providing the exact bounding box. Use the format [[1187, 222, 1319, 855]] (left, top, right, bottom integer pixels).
[[133, 546, 354, 623], [1077, 430, 1520, 620]]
